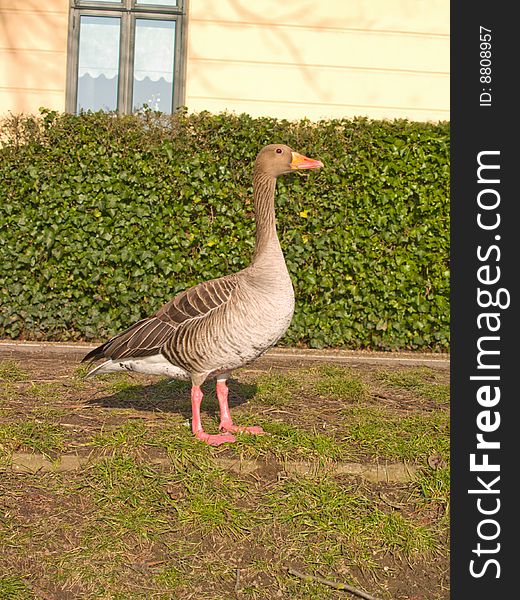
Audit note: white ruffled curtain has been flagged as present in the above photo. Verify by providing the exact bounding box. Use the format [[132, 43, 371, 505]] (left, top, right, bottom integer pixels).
[[77, 17, 176, 112]]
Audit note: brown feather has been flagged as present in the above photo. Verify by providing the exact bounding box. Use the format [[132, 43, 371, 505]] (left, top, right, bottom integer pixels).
[[82, 275, 238, 363]]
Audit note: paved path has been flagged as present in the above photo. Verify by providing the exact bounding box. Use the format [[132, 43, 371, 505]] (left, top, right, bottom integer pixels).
[[0, 340, 449, 368]]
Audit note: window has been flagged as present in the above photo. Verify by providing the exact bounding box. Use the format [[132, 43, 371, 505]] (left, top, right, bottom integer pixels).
[[66, 1, 186, 114]]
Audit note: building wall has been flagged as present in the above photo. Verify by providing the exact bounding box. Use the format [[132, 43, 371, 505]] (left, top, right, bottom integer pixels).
[[0, 0, 69, 115], [186, 0, 449, 121], [0, 0, 449, 121]]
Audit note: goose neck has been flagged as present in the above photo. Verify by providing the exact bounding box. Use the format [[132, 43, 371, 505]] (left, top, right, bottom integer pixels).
[[252, 170, 279, 260]]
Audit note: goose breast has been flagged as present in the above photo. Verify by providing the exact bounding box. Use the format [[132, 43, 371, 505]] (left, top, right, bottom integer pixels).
[[162, 268, 294, 376]]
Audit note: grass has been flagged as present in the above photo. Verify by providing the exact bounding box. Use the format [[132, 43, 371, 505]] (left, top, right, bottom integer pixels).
[[231, 420, 349, 461], [78, 452, 252, 539], [78, 455, 175, 538], [0, 420, 66, 459], [268, 476, 371, 536], [26, 382, 59, 401], [53, 532, 144, 598], [150, 422, 221, 467], [342, 405, 450, 462], [154, 564, 184, 593], [101, 374, 142, 394], [0, 360, 28, 382], [251, 371, 299, 405], [174, 480, 251, 537], [0, 575, 32, 600], [90, 420, 150, 449], [313, 365, 370, 402], [414, 467, 450, 516], [239, 475, 441, 590], [0, 356, 450, 599], [377, 367, 450, 404], [266, 475, 437, 559]]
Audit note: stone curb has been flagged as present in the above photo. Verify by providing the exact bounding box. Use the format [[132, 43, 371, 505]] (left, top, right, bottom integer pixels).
[[0, 340, 449, 367], [5, 452, 421, 483]]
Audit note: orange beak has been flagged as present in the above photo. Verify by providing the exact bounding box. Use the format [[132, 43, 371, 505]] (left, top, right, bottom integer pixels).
[[290, 152, 324, 170]]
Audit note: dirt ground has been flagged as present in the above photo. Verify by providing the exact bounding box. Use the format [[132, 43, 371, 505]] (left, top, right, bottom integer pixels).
[[0, 344, 450, 600]]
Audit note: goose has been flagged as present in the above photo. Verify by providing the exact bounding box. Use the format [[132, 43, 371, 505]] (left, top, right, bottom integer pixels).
[[82, 144, 324, 445]]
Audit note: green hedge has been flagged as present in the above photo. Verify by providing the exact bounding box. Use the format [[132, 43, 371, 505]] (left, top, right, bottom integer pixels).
[[0, 109, 449, 350]]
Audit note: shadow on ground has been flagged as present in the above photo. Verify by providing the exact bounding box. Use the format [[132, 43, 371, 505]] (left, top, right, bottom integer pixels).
[[86, 378, 258, 420]]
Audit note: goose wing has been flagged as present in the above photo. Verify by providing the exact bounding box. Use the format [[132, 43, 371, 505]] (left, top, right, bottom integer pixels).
[[82, 274, 238, 363]]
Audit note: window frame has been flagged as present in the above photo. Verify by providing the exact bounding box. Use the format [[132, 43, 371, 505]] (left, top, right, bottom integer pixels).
[[66, 0, 187, 114]]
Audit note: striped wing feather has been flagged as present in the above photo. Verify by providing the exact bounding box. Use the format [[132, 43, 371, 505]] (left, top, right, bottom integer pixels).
[[82, 275, 238, 363]]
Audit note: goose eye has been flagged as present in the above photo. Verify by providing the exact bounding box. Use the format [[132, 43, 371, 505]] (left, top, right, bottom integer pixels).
[[276, 148, 283, 154]]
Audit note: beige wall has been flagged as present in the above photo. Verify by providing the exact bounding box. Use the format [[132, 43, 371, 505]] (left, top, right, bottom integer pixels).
[[186, 0, 449, 121], [0, 0, 449, 121], [0, 0, 69, 115]]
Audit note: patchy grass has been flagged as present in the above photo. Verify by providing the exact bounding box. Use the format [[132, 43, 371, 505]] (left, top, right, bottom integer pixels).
[[154, 563, 184, 594], [0, 353, 450, 599], [26, 382, 59, 401], [342, 406, 450, 462], [251, 371, 299, 406], [414, 467, 451, 519], [0, 575, 32, 599], [90, 420, 151, 450], [72, 363, 93, 382], [313, 365, 370, 402], [231, 420, 349, 461], [266, 476, 437, 561], [101, 375, 137, 395], [0, 420, 66, 459], [377, 367, 450, 404], [172, 464, 251, 537], [79, 455, 175, 537], [0, 360, 28, 382]]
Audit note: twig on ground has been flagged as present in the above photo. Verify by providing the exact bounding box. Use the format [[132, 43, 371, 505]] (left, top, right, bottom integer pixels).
[[234, 568, 241, 594], [287, 567, 383, 600]]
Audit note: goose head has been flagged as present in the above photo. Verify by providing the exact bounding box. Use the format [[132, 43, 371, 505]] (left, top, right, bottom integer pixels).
[[255, 144, 324, 177]]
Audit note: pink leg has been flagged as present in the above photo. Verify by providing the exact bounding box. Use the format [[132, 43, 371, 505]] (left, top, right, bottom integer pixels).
[[217, 380, 265, 435], [191, 385, 236, 446]]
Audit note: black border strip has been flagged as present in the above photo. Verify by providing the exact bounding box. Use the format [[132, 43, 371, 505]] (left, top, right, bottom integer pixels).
[[451, 4, 515, 597]]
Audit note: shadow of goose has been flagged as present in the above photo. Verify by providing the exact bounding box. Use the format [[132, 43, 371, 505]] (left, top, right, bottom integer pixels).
[[86, 378, 258, 421]]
